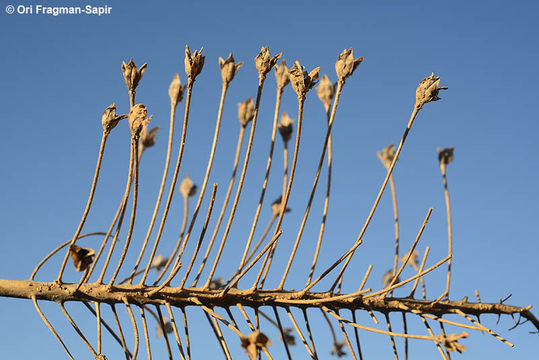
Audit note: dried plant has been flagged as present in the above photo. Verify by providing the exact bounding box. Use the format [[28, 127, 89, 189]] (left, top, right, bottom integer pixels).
[[1, 45, 537, 360]]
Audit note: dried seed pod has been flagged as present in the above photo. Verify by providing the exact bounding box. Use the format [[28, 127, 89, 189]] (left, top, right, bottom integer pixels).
[[219, 53, 243, 84], [69, 245, 95, 272], [437, 147, 455, 166], [316, 74, 335, 113], [101, 103, 127, 133], [335, 48, 363, 81], [140, 125, 159, 152], [255, 46, 282, 81], [415, 73, 448, 108], [280, 328, 295, 345], [184, 45, 205, 81], [208, 278, 225, 290], [156, 317, 173, 338], [95, 354, 108, 360], [271, 195, 291, 216], [241, 330, 272, 360], [277, 112, 294, 144], [169, 73, 187, 108], [274, 59, 290, 89], [179, 175, 197, 198], [128, 104, 152, 138], [152, 254, 168, 271], [382, 269, 399, 288], [121, 59, 147, 92], [440, 332, 468, 353], [289, 61, 320, 97], [331, 340, 347, 357], [376, 143, 396, 169], [238, 97, 255, 127], [400, 249, 420, 269]]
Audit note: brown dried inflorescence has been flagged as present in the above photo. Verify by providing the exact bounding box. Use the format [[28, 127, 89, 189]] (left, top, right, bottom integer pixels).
[[241, 330, 271, 360], [335, 48, 363, 81], [437, 147, 455, 166], [179, 175, 197, 198], [184, 45, 205, 81], [128, 104, 152, 138], [316, 74, 335, 113], [139, 125, 160, 151], [277, 112, 294, 144], [121, 59, 147, 92], [168, 73, 187, 108], [274, 59, 290, 89], [219, 53, 243, 84], [255, 46, 282, 81], [238, 97, 255, 127], [377, 143, 396, 169], [101, 103, 127, 133], [416, 73, 448, 108], [69, 245, 95, 272], [289, 61, 320, 98]]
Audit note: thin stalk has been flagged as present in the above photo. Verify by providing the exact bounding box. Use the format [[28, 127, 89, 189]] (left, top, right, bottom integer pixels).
[[127, 102, 178, 282], [323, 306, 463, 342], [32, 296, 75, 360], [286, 307, 315, 359], [146, 184, 216, 296], [302, 309, 319, 358], [181, 307, 191, 360], [336, 310, 358, 360], [83, 302, 132, 359], [237, 85, 284, 270], [204, 311, 232, 360], [57, 131, 109, 283], [59, 302, 98, 357], [96, 302, 102, 354], [165, 302, 187, 360], [351, 311, 364, 360], [256, 94, 307, 289], [389, 174, 400, 278], [203, 79, 266, 289], [158, 83, 230, 286], [403, 313, 408, 360], [224, 230, 283, 291], [419, 316, 448, 360], [110, 304, 132, 360], [109, 139, 141, 284], [363, 255, 451, 299], [272, 306, 293, 360], [410, 247, 430, 299], [191, 126, 246, 287], [258, 144, 287, 288], [97, 140, 136, 284], [151, 194, 188, 285], [383, 208, 432, 297], [454, 309, 513, 347], [384, 313, 399, 360], [273, 81, 344, 290], [305, 104, 422, 293], [140, 307, 152, 360], [153, 305, 174, 360], [439, 162, 453, 300], [180, 184, 218, 287], [306, 109, 333, 285], [123, 299, 140, 360], [140, 80, 195, 285], [237, 303, 256, 331]]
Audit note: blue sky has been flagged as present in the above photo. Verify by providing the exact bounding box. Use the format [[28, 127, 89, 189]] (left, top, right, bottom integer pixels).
[[1, 0, 538, 359]]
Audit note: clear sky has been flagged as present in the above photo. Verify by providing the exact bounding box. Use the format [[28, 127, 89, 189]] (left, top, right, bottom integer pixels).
[[0, 0, 538, 359]]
